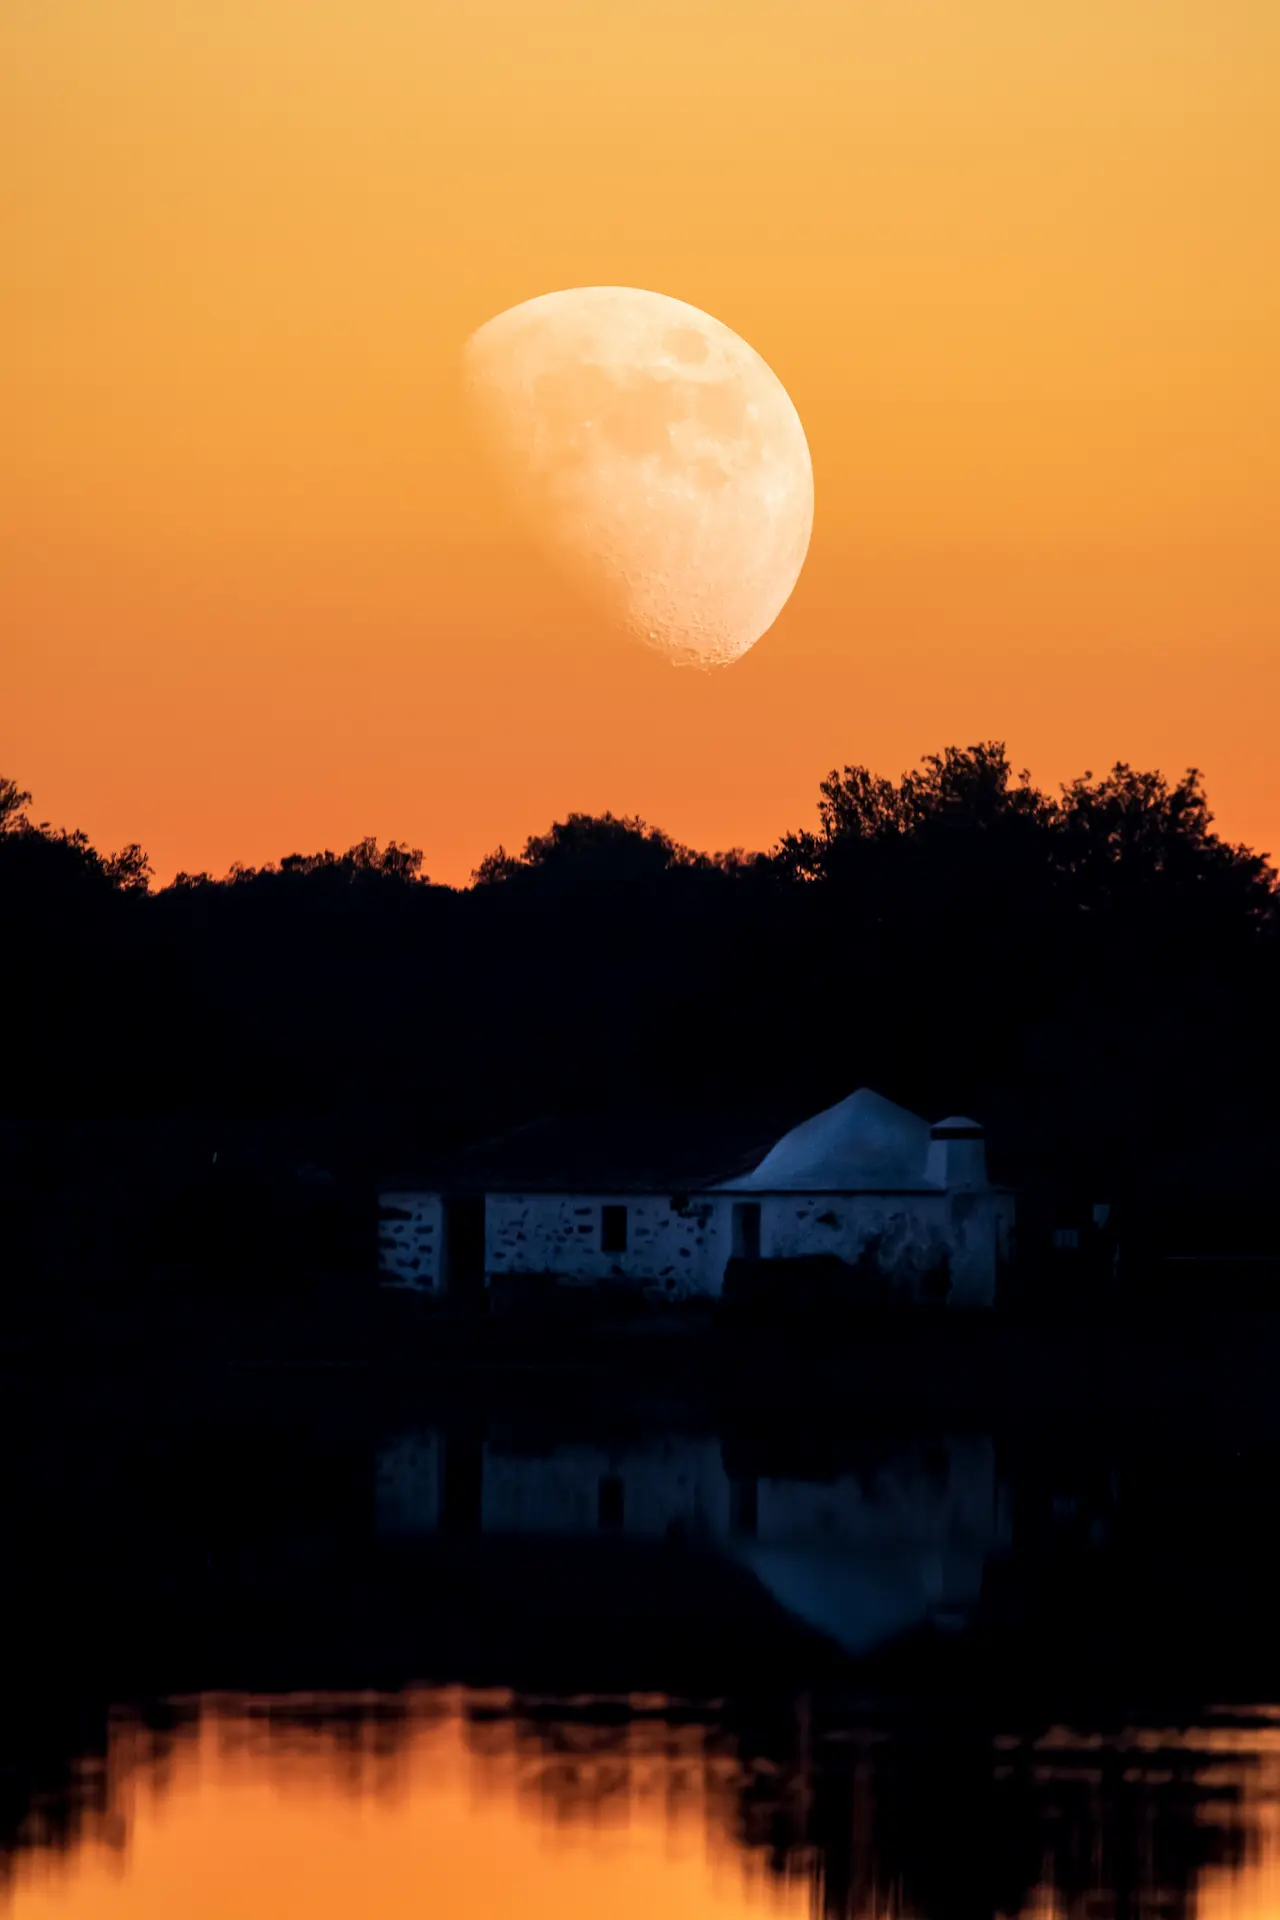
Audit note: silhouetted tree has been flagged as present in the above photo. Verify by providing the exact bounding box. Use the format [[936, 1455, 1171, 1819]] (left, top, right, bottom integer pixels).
[[473, 811, 698, 889], [2, 749, 1278, 1272], [223, 838, 428, 885], [0, 778, 32, 835]]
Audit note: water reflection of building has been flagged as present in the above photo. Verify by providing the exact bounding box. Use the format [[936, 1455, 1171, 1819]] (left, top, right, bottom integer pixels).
[[375, 1429, 1008, 1655], [11, 1396, 1280, 1919]]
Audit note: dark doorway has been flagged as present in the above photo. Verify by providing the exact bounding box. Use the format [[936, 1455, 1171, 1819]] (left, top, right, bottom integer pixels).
[[443, 1196, 486, 1301], [732, 1202, 762, 1261], [441, 1432, 484, 1534], [601, 1204, 628, 1253], [598, 1474, 626, 1531]]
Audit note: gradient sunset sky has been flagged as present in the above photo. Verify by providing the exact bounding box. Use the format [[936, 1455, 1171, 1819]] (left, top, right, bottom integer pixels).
[[5, 0, 1278, 883]]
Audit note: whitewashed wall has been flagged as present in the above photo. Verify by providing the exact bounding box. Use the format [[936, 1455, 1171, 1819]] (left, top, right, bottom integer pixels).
[[378, 1192, 443, 1290], [485, 1193, 731, 1299], [760, 1191, 1012, 1308], [376, 1186, 1013, 1305]]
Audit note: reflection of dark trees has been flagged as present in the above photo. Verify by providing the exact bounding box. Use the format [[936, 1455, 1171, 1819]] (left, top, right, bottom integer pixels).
[[473, 1695, 1258, 1920], [0, 1678, 1267, 1920], [212, 1695, 443, 1802], [2, 1396, 1280, 1913], [1003, 1736, 1248, 1920], [0, 1694, 438, 1887], [0, 1695, 113, 1885], [856, 1729, 1247, 1920], [0, 1696, 195, 1893]]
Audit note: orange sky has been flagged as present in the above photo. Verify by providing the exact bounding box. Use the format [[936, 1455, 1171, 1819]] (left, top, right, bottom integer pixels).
[[4, 0, 1278, 882]]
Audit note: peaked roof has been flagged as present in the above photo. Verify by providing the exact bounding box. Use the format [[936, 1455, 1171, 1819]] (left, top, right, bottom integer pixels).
[[719, 1088, 937, 1193]]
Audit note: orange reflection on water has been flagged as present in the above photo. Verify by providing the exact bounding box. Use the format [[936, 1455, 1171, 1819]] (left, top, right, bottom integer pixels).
[[5, 1692, 808, 1920], [9, 1695, 1280, 1920]]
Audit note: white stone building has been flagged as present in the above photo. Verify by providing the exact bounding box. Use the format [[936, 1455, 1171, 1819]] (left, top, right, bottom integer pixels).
[[379, 1088, 1013, 1308]]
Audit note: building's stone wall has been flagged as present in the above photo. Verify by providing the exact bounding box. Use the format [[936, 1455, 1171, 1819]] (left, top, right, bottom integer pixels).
[[375, 1187, 1013, 1306], [759, 1191, 1013, 1308], [378, 1192, 443, 1289], [484, 1192, 730, 1299]]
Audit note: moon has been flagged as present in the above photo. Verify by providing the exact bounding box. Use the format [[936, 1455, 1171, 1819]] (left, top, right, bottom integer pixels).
[[462, 287, 814, 669]]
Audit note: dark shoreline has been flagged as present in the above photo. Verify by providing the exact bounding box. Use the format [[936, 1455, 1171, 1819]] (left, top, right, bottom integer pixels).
[[6, 1291, 1280, 1439]]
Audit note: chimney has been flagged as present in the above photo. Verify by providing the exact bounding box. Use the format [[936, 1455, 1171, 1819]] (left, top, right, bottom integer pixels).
[[926, 1117, 988, 1190]]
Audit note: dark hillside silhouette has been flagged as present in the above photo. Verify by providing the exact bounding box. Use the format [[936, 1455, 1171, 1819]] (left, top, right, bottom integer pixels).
[[3, 745, 1278, 1284]]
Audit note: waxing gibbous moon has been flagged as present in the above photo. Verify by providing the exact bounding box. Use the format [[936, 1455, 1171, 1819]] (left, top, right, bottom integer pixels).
[[462, 287, 814, 669]]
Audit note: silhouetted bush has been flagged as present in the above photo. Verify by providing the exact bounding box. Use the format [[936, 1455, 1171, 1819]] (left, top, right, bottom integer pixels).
[[721, 1253, 894, 1326]]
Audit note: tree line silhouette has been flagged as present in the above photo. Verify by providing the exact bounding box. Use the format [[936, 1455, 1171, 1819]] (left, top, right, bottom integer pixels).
[[3, 748, 1278, 1253]]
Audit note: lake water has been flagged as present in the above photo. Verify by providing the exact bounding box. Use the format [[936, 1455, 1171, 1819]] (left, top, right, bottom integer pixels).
[[6, 1393, 1280, 1918]]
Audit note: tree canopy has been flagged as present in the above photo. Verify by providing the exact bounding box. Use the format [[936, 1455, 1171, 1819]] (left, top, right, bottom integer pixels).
[[2, 745, 1276, 1216]]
